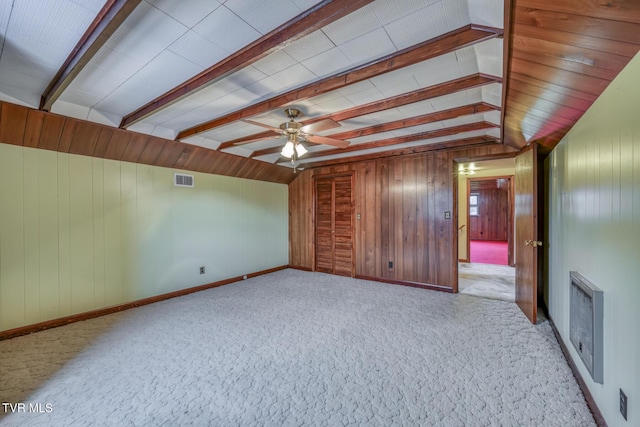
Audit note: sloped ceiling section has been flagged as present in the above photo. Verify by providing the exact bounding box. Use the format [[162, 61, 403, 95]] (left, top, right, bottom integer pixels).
[[1, 0, 638, 177]]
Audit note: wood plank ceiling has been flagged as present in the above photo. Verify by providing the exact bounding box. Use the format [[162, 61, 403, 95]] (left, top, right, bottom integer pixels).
[[1, 0, 639, 183], [503, 0, 640, 152]]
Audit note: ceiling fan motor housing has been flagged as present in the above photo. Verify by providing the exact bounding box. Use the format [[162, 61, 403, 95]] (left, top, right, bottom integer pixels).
[[279, 120, 302, 133]]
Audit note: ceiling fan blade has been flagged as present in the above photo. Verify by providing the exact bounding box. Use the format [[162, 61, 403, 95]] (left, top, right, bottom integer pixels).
[[300, 118, 340, 134], [241, 119, 281, 132], [233, 134, 282, 146], [306, 134, 350, 148]]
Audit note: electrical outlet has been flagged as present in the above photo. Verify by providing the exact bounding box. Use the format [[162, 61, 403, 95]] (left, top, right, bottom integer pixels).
[[620, 389, 627, 420], [388, 261, 393, 269], [199, 266, 205, 274]]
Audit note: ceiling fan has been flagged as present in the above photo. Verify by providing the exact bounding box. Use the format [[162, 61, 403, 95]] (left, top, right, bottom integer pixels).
[[238, 108, 350, 168]]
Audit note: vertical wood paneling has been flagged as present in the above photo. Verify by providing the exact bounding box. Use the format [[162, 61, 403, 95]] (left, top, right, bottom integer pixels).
[[362, 163, 376, 276], [0, 141, 289, 332], [0, 102, 28, 146], [38, 114, 65, 150], [424, 155, 436, 281], [136, 164, 154, 298], [415, 156, 427, 282], [288, 170, 314, 268], [92, 159, 105, 308], [402, 157, 417, 281], [57, 154, 72, 314], [377, 160, 389, 278], [68, 155, 95, 314], [103, 160, 123, 306], [469, 187, 509, 240], [23, 110, 45, 148], [391, 159, 403, 279], [287, 146, 513, 288], [0, 145, 25, 329], [38, 150, 59, 320], [23, 148, 40, 324], [120, 162, 137, 301]]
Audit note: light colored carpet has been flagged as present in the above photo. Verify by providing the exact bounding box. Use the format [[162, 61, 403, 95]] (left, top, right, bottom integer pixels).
[[458, 262, 516, 302], [1, 269, 593, 426]]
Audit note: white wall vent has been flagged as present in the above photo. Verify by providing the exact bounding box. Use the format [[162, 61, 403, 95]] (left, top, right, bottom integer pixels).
[[570, 271, 604, 384], [174, 173, 194, 187]]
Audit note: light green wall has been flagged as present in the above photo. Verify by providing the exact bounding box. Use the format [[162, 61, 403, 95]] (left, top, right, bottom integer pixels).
[[547, 52, 640, 426], [0, 144, 288, 332]]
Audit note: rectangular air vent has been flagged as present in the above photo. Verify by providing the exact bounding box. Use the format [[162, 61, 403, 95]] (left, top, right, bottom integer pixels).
[[569, 271, 603, 384], [174, 173, 194, 187]]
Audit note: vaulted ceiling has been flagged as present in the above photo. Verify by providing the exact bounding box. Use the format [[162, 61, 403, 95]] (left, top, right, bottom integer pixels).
[[1, 0, 639, 181]]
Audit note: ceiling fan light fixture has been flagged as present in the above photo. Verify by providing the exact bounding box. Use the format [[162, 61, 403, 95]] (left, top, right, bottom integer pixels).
[[295, 142, 307, 157], [281, 141, 295, 158]]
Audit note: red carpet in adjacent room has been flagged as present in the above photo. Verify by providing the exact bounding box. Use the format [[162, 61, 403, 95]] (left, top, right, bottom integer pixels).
[[470, 240, 508, 265]]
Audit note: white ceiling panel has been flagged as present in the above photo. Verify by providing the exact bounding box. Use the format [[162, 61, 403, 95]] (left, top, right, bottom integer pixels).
[[221, 145, 254, 157], [253, 50, 298, 76], [337, 27, 396, 65], [302, 47, 353, 78], [252, 153, 282, 164], [86, 108, 121, 128], [270, 63, 318, 86], [321, 5, 381, 46], [191, 5, 261, 54], [383, 1, 451, 50], [442, 0, 471, 29], [371, 0, 441, 26], [440, 113, 487, 127], [225, 0, 314, 35], [245, 76, 289, 98], [188, 137, 223, 150], [370, 68, 421, 98], [475, 38, 503, 77], [147, 0, 222, 28], [50, 100, 92, 121], [429, 89, 473, 111], [0, 0, 103, 106], [105, 2, 188, 63], [283, 30, 335, 63], [482, 83, 503, 106], [484, 110, 501, 125], [59, 62, 126, 101], [468, 0, 504, 28], [168, 30, 230, 69]]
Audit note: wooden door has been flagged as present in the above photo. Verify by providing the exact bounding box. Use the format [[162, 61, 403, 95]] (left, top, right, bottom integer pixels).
[[515, 144, 542, 324], [315, 175, 354, 276]]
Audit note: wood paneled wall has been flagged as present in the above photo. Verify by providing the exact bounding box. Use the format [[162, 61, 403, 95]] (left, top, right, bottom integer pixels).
[[289, 145, 516, 289], [0, 101, 294, 184], [469, 187, 508, 241]]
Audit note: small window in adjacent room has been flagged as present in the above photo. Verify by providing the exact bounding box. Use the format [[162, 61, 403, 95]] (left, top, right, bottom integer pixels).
[[469, 193, 479, 216]]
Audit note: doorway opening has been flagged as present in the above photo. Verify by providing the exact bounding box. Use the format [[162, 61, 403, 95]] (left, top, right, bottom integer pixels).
[[454, 157, 516, 302]]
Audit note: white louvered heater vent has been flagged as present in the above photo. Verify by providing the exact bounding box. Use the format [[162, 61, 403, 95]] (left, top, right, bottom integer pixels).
[[569, 271, 603, 384], [174, 173, 194, 187]]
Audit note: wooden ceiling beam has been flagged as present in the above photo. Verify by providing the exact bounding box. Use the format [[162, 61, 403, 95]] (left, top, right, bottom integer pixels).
[[40, 0, 142, 111], [298, 136, 502, 169], [119, 0, 373, 128], [278, 121, 498, 163], [218, 73, 501, 151], [249, 102, 499, 158], [176, 25, 503, 140]]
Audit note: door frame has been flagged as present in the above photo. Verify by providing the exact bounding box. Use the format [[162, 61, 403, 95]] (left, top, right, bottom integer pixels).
[[312, 171, 356, 277], [465, 175, 515, 267], [452, 152, 518, 294]]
